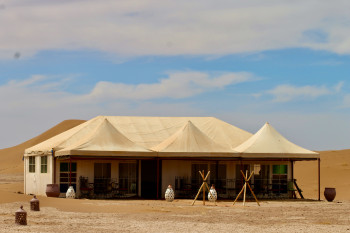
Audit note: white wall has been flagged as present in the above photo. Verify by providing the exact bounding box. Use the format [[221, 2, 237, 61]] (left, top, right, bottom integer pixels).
[[25, 155, 53, 196]]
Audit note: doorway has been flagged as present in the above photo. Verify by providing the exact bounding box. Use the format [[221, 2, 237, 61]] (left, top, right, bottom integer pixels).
[[141, 160, 159, 199]]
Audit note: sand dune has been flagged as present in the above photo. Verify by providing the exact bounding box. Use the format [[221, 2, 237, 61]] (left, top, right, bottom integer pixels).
[[0, 120, 85, 175], [295, 149, 350, 200]]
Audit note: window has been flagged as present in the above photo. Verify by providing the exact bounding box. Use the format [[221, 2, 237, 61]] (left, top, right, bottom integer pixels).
[[29, 156, 35, 173], [273, 165, 288, 175], [119, 163, 137, 195], [94, 163, 112, 194], [272, 165, 288, 194], [59, 162, 77, 193], [41, 156, 48, 173], [94, 163, 111, 178]]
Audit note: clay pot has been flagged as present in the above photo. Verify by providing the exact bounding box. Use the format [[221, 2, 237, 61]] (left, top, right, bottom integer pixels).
[[324, 187, 336, 202], [46, 184, 60, 197]]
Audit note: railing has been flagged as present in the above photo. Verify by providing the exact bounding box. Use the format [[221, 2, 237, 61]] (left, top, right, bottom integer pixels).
[[79, 176, 137, 199], [174, 176, 296, 199], [118, 177, 137, 196]]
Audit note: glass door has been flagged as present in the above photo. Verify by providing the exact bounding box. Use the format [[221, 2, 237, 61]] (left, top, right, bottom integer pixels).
[[94, 163, 111, 194], [119, 162, 137, 196]]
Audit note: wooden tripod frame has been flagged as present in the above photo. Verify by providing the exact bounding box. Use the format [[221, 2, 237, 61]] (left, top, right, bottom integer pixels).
[[233, 170, 260, 206], [191, 170, 216, 206]]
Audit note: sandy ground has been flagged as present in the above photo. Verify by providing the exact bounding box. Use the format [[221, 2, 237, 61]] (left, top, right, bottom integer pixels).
[[1, 120, 350, 232], [1, 176, 350, 233]]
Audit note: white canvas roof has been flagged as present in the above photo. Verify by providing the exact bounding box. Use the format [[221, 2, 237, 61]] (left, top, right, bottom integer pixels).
[[24, 116, 318, 159], [150, 121, 235, 157], [55, 118, 153, 157], [25, 116, 252, 157], [234, 122, 319, 159], [24, 118, 99, 156]]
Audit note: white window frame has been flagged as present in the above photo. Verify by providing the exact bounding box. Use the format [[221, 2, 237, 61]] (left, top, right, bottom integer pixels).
[[29, 156, 35, 173], [41, 156, 48, 173]]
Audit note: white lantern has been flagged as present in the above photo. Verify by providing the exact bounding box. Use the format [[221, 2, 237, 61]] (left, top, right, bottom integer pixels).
[[165, 185, 175, 202], [66, 186, 76, 199], [208, 184, 217, 202]]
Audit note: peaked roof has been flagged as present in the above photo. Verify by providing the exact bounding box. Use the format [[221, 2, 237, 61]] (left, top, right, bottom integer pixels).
[[234, 122, 319, 158], [25, 116, 252, 157], [24, 117, 100, 156], [55, 118, 152, 156], [150, 121, 234, 157]]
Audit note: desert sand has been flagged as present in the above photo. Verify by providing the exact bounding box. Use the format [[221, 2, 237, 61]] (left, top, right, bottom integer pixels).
[[0, 120, 349, 232]]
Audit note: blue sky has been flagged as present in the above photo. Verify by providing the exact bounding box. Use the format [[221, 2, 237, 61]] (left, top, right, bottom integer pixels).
[[0, 0, 350, 150]]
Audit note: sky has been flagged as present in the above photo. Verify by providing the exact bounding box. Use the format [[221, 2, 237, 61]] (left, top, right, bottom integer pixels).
[[0, 0, 350, 150]]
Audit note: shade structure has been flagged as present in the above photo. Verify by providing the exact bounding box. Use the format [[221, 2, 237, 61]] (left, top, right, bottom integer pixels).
[[24, 117, 99, 156], [55, 118, 152, 157], [234, 122, 319, 159], [24, 116, 252, 157], [150, 120, 235, 157]]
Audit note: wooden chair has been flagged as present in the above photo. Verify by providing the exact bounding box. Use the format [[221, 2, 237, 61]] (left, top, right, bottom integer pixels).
[[79, 176, 94, 198]]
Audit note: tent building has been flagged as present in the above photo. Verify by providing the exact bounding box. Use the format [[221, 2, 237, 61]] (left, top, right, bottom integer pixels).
[[24, 116, 320, 200]]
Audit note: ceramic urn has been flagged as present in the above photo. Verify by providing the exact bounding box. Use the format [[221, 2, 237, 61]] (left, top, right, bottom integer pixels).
[[165, 185, 175, 202], [66, 186, 76, 199], [208, 184, 217, 202]]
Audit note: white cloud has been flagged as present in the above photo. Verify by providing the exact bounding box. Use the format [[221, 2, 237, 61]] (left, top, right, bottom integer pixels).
[[0, 74, 348, 150], [87, 71, 253, 100], [0, 0, 350, 59], [218, 111, 350, 151], [342, 94, 350, 108], [1, 71, 252, 110], [0, 71, 253, 148], [334, 81, 344, 93], [266, 82, 343, 102]]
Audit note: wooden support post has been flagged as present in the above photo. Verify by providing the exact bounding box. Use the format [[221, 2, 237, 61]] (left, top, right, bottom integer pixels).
[[291, 160, 295, 199], [233, 170, 260, 206], [245, 181, 260, 206], [240, 160, 243, 189], [243, 170, 247, 206], [191, 170, 211, 206], [191, 183, 205, 206], [156, 158, 160, 200], [53, 149, 56, 184], [69, 157, 72, 186], [291, 160, 294, 182], [202, 170, 205, 205], [232, 184, 245, 205], [136, 160, 139, 197], [216, 161, 219, 185], [318, 158, 321, 201]]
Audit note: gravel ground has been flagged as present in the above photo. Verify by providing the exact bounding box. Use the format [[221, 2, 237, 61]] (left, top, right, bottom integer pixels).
[[1, 198, 349, 233]]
